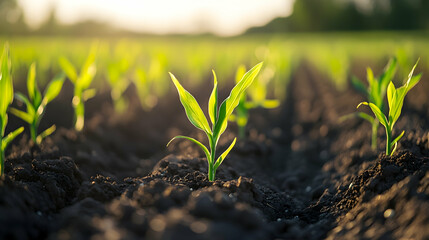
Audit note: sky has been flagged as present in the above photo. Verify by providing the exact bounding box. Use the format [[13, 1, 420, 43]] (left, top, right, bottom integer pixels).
[[16, 0, 294, 36]]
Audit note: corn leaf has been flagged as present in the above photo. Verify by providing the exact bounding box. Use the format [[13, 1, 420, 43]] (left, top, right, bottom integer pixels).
[[36, 125, 56, 145], [59, 57, 77, 83], [82, 88, 97, 101], [357, 102, 388, 128], [0, 44, 13, 117], [27, 63, 41, 106], [9, 107, 32, 123], [43, 73, 65, 105], [167, 135, 210, 161], [379, 58, 397, 91], [261, 99, 280, 109], [351, 76, 367, 96], [208, 70, 218, 126], [14, 92, 35, 116], [1, 127, 24, 151], [214, 62, 262, 139], [214, 138, 236, 170], [169, 73, 211, 134]]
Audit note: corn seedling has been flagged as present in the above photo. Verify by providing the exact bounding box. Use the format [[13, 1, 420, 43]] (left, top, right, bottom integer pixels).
[[10, 63, 64, 144], [106, 59, 130, 113], [0, 44, 24, 176], [357, 60, 421, 156], [342, 58, 397, 150], [167, 63, 263, 181], [230, 65, 279, 139], [59, 43, 97, 131]]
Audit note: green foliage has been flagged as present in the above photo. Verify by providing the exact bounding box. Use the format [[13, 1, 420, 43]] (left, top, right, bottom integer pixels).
[[344, 58, 397, 149], [106, 58, 130, 113], [167, 63, 263, 181], [230, 65, 279, 139], [59, 42, 98, 131], [0, 43, 24, 177], [357, 59, 421, 155], [10, 62, 65, 144]]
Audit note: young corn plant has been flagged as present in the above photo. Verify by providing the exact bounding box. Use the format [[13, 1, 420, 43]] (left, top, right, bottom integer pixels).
[[167, 62, 263, 181], [59, 44, 97, 131], [106, 59, 130, 113], [342, 58, 397, 149], [357, 60, 421, 156], [230, 65, 279, 139], [10, 63, 65, 144], [0, 44, 24, 177]]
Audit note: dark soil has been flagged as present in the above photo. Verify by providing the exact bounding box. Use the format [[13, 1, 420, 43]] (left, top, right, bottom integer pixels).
[[1, 63, 428, 240]]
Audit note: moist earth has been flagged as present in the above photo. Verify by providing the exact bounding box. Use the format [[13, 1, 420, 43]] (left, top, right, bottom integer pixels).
[[1, 63, 428, 240]]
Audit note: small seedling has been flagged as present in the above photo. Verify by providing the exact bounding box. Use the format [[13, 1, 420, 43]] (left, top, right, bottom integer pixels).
[[10, 63, 65, 144], [167, 63, 263, 181], [342, 58, 397, 149], [230, 65, 279, 139], [0, 44, 24, 176], [357, 60, 421, 156], [106, 58, 130, 113], [59, 43, 97, 131]]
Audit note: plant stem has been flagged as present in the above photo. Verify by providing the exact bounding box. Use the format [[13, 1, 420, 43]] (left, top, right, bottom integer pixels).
[[371, 120, 379, 150], [208, 138, 216, 181], [386, 126, 392, 156], [30, 122, 37, 144], [238, 125, 245, 139], [0, 149, 4, 177]]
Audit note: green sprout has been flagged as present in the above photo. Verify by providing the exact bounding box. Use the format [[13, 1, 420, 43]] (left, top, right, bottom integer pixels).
[[342, 58, 397, 149], [106, 58, 130, 113], [167, 63, 263, 181], [0, 44, 24, 177], [59, 43, 97, 131], [357, 60, 421, 156], [9, 63, 65, 145], [230, 65, 279, 139]]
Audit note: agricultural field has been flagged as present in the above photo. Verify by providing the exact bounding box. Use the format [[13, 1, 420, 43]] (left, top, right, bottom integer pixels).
[[1, 32, 429, 239]]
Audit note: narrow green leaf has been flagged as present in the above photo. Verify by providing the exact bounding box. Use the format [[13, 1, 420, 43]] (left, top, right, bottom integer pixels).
[[1, 127, 24, 151], [9, 107, 33, 123], [387, 81, 396, 111], [339, 112, 375, 124], [78, 43, 98, 90], [59, 57, 77, 83], [261, 99, 280, 109], [208, 70, 218, 126], [43, 73, 65, 105], [366, 67, 374, 87], [27, 63, 41, 104], [0, 43, 14, 116], [357, 102, 388, 127], [379, 58, 397, 91], [391, 130, 405, 147], [169, 72, 211, 134], [214, 62, 263, 139], [36, 125, 56, 145], [351, 76, 367, 96], [167, 135, 210, 161], [82, 88, 97, 101], [214, 138, 236, 170], [14, 92, 35, 116]]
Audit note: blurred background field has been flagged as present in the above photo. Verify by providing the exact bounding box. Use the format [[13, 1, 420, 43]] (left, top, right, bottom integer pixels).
[[1, 0, 429, 110]]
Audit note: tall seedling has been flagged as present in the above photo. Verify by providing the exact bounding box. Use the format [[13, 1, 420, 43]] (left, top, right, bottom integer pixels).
[[59, 43, 97, 131], [342, 58, 397, 149], [106, 59, 130, 113], [168, 63, 263, 181], [0, 44, 24, 176], [357, 60, 421, 155], [10, 63, 65, 144]]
